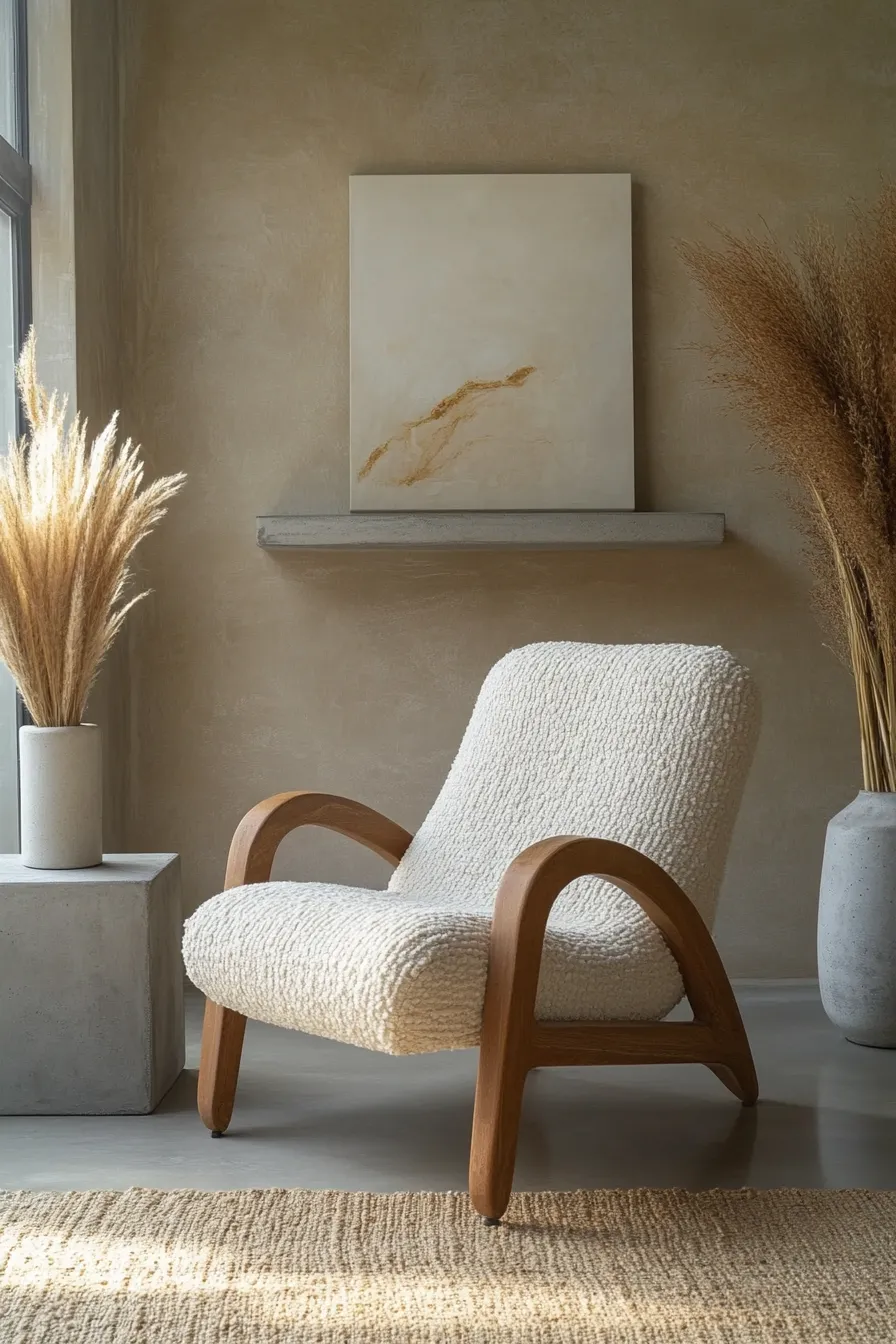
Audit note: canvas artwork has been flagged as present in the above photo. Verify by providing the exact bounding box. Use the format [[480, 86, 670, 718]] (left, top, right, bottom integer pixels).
[[349, 173, 634, 512]]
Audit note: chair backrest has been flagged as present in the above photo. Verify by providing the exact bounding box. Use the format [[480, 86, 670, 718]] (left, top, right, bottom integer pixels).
[[388, 642, 759, 929]]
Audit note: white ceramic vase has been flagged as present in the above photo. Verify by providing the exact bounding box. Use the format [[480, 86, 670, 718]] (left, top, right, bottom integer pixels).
[[818, 790, 896, 1047], [19, 724, 103, 869]]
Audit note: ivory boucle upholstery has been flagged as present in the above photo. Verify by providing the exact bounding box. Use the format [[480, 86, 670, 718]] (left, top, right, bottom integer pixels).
[[184, 643, 759, 1054]]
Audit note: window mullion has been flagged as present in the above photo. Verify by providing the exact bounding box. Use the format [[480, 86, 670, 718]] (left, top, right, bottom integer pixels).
[[0, 136, 30, 217], [13, 0, 27, 158]]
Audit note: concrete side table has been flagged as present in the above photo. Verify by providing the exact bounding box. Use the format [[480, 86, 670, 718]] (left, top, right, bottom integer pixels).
[[0, 854, 184, 1114]]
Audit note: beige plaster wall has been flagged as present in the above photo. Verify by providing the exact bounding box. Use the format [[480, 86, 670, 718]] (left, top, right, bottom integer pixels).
[[118, 0, 895, 976], [72, 0, 129, 849]]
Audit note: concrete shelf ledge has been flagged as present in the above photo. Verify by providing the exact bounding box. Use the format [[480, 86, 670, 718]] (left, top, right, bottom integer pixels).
[[257, 512, 725, 551]]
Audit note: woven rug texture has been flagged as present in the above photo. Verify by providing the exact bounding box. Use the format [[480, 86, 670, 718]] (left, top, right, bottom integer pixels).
[[1, 1187, 894, 1342]]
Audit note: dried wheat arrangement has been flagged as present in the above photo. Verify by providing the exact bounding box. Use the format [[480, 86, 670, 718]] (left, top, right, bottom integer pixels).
[[681, 187, 896, 792], [0, 331, 185, 727]]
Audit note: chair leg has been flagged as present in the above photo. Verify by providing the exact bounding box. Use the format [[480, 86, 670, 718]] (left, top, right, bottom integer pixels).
[[469, 1042, 530, 1223], [708, 1023, 759, 1105], [197, 999, 247, 1135], [466, 836, 763, 1222]]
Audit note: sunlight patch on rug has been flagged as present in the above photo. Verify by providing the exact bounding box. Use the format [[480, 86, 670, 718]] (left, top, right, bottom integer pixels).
[[1, 1188, 894, 1342]]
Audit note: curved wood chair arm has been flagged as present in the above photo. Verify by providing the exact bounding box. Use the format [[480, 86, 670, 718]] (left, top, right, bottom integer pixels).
[[224, 790, 414, 887], [486, 835, 743, 1034], [199, 793, 411, 1136], [470, 835, 757, 1220]]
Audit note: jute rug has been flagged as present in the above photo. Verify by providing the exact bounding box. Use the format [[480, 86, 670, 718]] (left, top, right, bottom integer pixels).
[[1, 1188, 894, 1342]]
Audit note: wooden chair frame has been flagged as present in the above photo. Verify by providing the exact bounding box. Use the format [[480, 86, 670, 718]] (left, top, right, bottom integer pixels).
[[197, 790, 758, 1223]]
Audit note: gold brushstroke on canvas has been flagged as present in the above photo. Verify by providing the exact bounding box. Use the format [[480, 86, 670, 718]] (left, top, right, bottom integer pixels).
[[358, 365, 536, 486]]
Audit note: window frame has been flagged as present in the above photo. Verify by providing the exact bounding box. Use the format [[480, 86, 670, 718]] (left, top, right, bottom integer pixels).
[[1, 0, 31, 354], [0, 0, 32, 834]]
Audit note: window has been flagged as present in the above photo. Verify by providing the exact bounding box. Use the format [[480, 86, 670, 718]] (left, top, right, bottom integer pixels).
[[0, 0, 30, 848]]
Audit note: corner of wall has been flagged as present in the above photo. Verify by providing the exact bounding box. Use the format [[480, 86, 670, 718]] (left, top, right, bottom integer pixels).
[[29, 0, 131, 850]]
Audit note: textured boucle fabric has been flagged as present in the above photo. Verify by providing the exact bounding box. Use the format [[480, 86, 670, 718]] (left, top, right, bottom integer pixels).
[[184, 643, 759, 1054]]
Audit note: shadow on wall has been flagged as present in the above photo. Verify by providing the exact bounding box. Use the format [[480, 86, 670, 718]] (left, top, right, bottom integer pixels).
[[236, 534, 848, 967], [128, 528, 855, 983]]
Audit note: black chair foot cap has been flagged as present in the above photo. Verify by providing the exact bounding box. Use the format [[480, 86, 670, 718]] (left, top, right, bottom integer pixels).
[[482, 1216, 501, 1226], [211, 1129, 224, 1138]]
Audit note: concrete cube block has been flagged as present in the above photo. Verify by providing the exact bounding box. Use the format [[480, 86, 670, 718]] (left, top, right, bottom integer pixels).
[[0, 854, 184, 1114]]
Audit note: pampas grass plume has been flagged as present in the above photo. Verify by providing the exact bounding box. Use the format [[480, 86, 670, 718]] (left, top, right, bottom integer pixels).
[[681, 187, 896, 790], [0, 330, 185, 726]]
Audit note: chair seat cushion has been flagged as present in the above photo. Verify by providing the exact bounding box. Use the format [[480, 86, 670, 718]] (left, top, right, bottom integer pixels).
[[183, 880, 684, 1054]]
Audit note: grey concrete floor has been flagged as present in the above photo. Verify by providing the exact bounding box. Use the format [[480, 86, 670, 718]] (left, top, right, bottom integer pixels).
[[2, 985, 896, 1192]]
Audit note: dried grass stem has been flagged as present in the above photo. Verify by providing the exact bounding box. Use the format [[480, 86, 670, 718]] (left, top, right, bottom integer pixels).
[[682, 188, 896, 791], [0, 331, 185, 726]]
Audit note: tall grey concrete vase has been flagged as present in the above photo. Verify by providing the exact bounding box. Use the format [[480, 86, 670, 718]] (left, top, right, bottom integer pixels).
[[19, 724, 102, 869], [818, 790, 896, 1047]]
